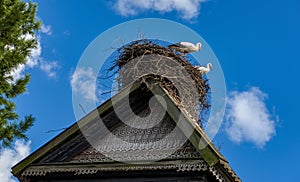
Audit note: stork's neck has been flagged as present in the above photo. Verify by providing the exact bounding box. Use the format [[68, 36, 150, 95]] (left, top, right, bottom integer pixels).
[[207, 64, 211, 70], [196, 43, 201, 50]]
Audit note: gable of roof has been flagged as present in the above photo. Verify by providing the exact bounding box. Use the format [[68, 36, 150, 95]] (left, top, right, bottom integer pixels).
[[12, 80, 240, 182]]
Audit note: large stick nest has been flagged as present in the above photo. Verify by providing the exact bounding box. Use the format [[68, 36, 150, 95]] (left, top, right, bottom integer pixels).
[[108, 39, 210, 123]]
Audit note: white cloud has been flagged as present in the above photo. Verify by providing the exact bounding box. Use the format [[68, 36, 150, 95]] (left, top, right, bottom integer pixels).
[[225, 87, 277, 148], [9, 64, 26, 82], [40, 60, 59, 78], [40, 24, 52, 35], [112, 0, 206, 20], [26, 36, 42, 68], [9, 33, 59, 81], [9, 35, 41, 81], [0, 140, 31, 182], [71, 67, 98, 102]]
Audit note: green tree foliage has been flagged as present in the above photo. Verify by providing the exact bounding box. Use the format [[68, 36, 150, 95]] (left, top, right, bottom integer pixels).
[[0, 0, 40, 147]]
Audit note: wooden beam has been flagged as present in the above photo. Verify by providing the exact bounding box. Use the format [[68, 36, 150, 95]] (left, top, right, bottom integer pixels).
[[148, 84, 221, 166]]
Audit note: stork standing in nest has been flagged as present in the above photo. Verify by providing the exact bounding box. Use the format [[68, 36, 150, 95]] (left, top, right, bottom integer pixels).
[[168, 42, 202, 56], [195, 63, 213, 74]]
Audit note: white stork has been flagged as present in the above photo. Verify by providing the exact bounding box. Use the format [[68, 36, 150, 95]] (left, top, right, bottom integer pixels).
[[194, 63, 213, 74], [168, 42, 202, 56]]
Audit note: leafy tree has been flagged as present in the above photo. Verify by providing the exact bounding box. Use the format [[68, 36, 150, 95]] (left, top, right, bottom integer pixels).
[[0, 0, 40, 147]]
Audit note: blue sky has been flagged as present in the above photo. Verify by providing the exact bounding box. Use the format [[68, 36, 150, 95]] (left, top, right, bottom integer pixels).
[[0, 0, 299, 181]]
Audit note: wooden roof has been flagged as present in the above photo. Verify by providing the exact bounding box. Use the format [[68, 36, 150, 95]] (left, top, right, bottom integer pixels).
[[11, 80, 241, 182]]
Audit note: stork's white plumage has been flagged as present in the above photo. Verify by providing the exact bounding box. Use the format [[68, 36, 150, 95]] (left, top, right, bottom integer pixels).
[[195, 63, 213, 74], [168, 42, 201, 55]]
